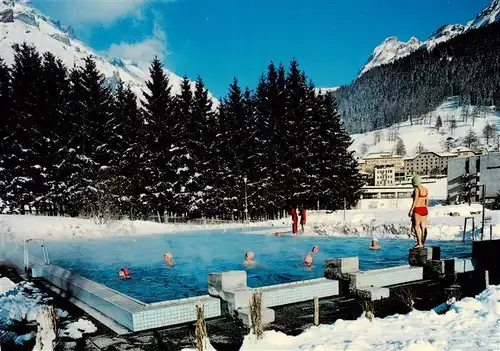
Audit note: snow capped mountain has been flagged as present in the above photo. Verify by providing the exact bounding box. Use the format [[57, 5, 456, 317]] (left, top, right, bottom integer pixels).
[[426, 24, 466, 49], [359, 36, 422, 76], [468, 0, 500, 29], [359, 0, 500, 77], [0, 0, 218, 104]]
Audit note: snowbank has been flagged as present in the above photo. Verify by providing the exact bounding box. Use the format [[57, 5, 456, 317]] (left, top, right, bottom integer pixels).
[[59, 318, 97, 339], [182, 285, 500, 351], [0, 214, 273, 242], [270, 205, 500, 241], [1, 204, 498, 244]]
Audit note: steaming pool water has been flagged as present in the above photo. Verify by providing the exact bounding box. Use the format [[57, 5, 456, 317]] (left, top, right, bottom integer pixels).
[[44, 229, 471, 303]]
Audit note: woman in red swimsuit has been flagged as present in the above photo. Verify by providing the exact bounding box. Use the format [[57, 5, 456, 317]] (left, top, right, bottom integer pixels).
[[408, 175, 429, 248]]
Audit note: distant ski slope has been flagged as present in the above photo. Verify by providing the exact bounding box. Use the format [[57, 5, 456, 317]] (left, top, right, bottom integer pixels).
[[350, 98, 500, 157]]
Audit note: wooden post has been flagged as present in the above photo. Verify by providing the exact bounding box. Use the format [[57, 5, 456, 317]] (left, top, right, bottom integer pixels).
[[195, 302, 208, 351], [485, 270, 490, 287], [490, 225, 493, 241], [313, 296, 319, 326], [250, 290, 263, 339]]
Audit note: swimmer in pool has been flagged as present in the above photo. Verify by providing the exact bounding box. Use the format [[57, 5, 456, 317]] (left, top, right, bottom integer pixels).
[[311, 245, 319, 253], [118, 268, 130, 279], [243, 251, 255, 265], [369, 238, 382, 250], [163, 252, 175, 266], [303, 254, 313, 267]]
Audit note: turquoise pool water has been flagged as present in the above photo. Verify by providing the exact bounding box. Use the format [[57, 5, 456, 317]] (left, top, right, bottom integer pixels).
[[45, 229, 472, 303]]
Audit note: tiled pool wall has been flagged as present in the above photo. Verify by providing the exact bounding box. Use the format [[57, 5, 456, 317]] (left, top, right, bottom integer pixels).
[[3, 242, 482, 332]]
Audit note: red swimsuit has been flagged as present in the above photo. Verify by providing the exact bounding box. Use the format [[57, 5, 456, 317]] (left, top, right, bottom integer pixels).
[[413, 188, 428, 216]]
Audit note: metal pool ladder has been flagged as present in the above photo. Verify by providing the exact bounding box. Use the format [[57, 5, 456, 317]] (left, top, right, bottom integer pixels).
[[23, 239, 51, 275]]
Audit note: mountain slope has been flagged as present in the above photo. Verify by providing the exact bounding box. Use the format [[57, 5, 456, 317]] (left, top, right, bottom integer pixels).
[[0, 0, 218, 104], [350, 98, 500, 158], [337, 19, 500, 133], [359, 0, 500, 76]]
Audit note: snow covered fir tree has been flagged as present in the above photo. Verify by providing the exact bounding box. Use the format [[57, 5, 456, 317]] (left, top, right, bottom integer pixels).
[[0, 45, 362, 220]]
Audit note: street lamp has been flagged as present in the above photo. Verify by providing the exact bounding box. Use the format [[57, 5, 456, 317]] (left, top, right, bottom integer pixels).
[[475, 182, 486, 240], [243, 177, 248, 223]]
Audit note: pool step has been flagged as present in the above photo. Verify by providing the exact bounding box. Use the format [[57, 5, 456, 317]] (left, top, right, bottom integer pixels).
[[355, 287, 390, 301], [348, 265, 424, 290], [236, 307, 275, 328]]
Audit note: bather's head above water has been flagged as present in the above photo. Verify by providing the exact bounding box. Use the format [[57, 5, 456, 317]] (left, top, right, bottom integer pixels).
[[369, 238, 381, 250], [163, 252, 173, 263], [119, 267, 130, 278], [311, 245, 319, 253], [243, 251, 255, 265], [303, 254, 313, 267]]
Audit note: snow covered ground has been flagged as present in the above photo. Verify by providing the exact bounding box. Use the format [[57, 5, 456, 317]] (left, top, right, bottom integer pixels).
[[0, 203, 498, 244], [0, 276, 96, 349], [182, 284, 500, 351], [350, 98, 500, 157]]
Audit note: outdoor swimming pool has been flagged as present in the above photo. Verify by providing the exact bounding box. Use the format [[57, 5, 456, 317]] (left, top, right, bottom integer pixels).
[[40, 230, 471, 303]]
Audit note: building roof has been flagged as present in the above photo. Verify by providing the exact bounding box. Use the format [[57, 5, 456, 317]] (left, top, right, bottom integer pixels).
[[363, 153, 403, 160], [437, 152, 458, 157]]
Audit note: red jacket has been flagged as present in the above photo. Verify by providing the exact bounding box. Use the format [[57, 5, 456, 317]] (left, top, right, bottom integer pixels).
[[291, 208, 298, 221]]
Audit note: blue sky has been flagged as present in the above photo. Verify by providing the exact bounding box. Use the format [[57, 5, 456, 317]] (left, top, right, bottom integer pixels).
[[32, 0, 491, 98]]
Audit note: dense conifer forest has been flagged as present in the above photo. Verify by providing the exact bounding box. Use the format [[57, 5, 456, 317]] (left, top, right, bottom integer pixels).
[[338, 21, 500, 133], [0, 44, 362, 220]]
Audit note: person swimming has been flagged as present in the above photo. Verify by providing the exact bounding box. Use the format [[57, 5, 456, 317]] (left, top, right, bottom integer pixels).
[[369, 238, 382, 250], [118, 268, 130, 279], [303, 254, 313, 267], [311, 245, 319, 253], [243, 251, 255, 265], [163, 252, 174, 266]]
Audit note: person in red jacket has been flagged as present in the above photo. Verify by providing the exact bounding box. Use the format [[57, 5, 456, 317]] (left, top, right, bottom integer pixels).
[[300, 208, 307, 233], [291, 205, 298, 235]]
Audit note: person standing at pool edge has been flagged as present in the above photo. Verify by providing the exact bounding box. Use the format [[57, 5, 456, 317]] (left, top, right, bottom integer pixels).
[[291, 205, 298, 235], [300, 207, 307, 233], [408, 175, 429, 248]]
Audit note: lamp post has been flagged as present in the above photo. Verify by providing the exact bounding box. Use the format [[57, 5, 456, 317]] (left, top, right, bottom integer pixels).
[[243, 177, 248, 223], [476, 183, 486, 240]]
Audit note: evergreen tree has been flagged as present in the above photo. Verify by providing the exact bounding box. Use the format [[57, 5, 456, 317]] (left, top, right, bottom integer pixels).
[[172, 76, 195, 216], [0, 58, 11, 212], [7, 43, 44, 213], [463, 128, 479, 148], [435, 115, 443, 130], [283, 59, 308, 204], [218, 78, 246, 218], [483, 123, 496, 145], [415, 142, 425, 155], [316, 92, 361, 209], [192, 76, 217, 218], [142, 57, 176, 221], [39, 52, 70, 213], [70, 56, 114, 216], [394, 138, 406, 156], [449, 118, 457, 133], [109, 80, 145, 218], [460, 107, 469, 123]]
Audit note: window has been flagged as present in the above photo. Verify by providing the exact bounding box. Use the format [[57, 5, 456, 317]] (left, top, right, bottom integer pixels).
[[381, 193, 396, 199], [363, 193, 378, 199], [398, 192, 412, 198]]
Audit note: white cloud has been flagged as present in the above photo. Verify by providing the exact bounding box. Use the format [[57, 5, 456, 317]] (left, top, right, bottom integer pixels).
[[56, 0, 149, 24], [106, 22, 168, 63], [46, 0, 174, 25]]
